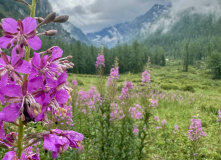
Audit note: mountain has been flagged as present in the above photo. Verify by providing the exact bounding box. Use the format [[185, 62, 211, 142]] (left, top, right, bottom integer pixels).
[[62, 22, 91, 45], [0, 0, 74, 43], [86, 4, 170, 48]]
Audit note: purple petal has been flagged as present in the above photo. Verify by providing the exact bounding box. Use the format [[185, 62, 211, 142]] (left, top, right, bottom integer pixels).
[[22, 17, 37, 34], [48, 63, 59, 73], [52, 152, 59, 159], [27, 36, 41, 50], [32, 52, 41, 69], [15, 60, 30, 74], [43, 134, 58, 152], [51, 129, 63, 134], [1, 52, 10, 65], [2, 18, 18, 33], [0, 74, 8, 86], [0, 113, 5, 121], [29, 68, 39, 80], [28, 76, 43, 93], [55, 89, 69, 104], [63, 131, 84, 148], [51, 46, 63, 62], [11, 46, 25, 66], [57, 72, 67, 85], [4, 84, 22, 97], [0, 36, 12, 49], [2, 151, 18, 160], [0, 103, 21, 122], [45, 75, 57, 88]]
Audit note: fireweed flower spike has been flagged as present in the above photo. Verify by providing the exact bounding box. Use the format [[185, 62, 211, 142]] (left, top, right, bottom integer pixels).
[[0, 17, 41, 50], [0, 0, 82, 159], [188, 118, 206, 141], [95, 54, 105, 68]]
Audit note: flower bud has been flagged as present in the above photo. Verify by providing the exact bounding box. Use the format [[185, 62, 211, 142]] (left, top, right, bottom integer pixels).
[[36, 17, 44, 23], [67, 55, 72, 59], [53, 15, 69, 23], [43, 12, 56, 24], [13, 39, 18, 46], [45, 30, 58, 36], [6, 42, 11, 49], [16, 47, 20, 55]]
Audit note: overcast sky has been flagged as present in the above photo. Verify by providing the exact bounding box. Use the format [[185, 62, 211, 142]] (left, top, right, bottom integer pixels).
[[48, 0, 166, 33]]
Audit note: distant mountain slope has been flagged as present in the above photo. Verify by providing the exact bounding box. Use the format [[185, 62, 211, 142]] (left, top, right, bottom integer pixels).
[[63, 22, 91, 45], [87, 4, 170, 48]]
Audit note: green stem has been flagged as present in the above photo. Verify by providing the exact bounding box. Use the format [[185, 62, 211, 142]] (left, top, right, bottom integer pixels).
[[17, 119, 24, 158], [17, 0, 37, 158]]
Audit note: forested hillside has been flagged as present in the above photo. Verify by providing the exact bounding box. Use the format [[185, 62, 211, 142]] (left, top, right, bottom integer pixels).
[[1, 1, 221, 76], [33, 13, 221, 76]]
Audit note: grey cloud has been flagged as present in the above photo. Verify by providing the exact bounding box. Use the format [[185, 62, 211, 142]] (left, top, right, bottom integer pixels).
[[140, 0, 221, 37], [49, 0, 166, 33]]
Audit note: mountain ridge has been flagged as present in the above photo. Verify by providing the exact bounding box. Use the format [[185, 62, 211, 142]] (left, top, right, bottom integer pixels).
[[86, 4, 170, 48]]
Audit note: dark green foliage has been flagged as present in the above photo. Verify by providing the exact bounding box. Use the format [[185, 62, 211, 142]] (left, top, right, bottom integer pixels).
[[207, 50, 221, 79], [182, 85, 195, 92]]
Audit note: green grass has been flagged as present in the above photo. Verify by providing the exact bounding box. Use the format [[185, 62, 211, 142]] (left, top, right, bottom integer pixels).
[[65, 63, 221, 159]]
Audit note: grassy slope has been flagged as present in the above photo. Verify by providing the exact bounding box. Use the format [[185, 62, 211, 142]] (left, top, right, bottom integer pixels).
[[67, 62, 221, 159]]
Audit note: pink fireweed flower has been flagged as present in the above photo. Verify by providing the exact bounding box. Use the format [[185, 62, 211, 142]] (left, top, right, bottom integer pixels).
[[0, 78, 43, 123], [106, 67, 119, 86], [188, 118, 207, 141], [135, 112, 142, 119], [95, 54, 105, 68], [0, 49, 30, 84], [142, 70, 150, 84], [43, 129, 84, 158], [2, 150, 40, 160], [119, 81, 133, 100], [109, 103, 125, 121], [173, 124, 179, 133], [30, 47, 73, 88], [150, 99, 158, 107], [217, 110, 221, 122], [129, 104, 143, 120], [77, 86, 101, 111], [0, 17, 41, 50], [72, 80, 78, 86], [161, 119, 166, 126], [82, 109, 87, 114], [119, 110, 125, 119], [156, 126, 162, 129], [109, 103, 119, 121], [154, 116, 159, 121], [133, 126, 139, 135], [110, 67, 119, 79]]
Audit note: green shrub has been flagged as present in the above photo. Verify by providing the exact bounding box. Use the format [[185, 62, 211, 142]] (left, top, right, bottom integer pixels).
[[161, 83, 179, 90], [182, 85, 195, 92], [76, 78, 84, 86]]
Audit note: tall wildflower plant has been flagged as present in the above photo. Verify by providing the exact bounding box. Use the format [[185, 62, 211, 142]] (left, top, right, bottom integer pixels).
[[96, 44, 105, 97], [188, 118, 207, 158], [135, 68, 153, 159], [106, 57, 119, 103], [0, 0, 83, 159]]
